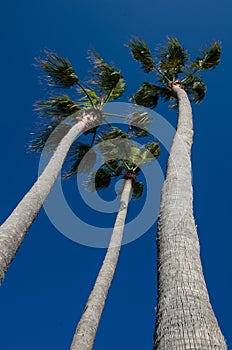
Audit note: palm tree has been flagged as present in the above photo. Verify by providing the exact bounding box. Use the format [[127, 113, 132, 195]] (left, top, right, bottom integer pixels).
[[70, 127, 160, 350], [0, 51, 126, 284], [128, 37, 227, 349]]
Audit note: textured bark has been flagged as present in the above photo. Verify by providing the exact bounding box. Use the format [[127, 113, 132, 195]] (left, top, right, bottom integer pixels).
[[154, 87, 227, 349], [0, 109, 102, 284], [70, 179, 132, 350]]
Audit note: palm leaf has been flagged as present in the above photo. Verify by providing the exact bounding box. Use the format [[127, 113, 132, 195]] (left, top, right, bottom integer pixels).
[[129, 145, 145, 165], [78, 87, 100, 107], [130, 111, 152, 129], [31, 96, 81, 153], [97, 128, 129, 159], [128, 38, 155, 73], [182, 73, 207, 103], [105, 159, 123, 176], [64, 142, 96, 177], [86, 167, 111, 191], [98, 128, 129, 141], [158, 37, 189, 79], [91, 52, 126, 100], [132, 182, 144, 199], [98, 138, 132, 162], [30, 120, 71, 153], [144, 142, 160, 160], [133, 82, 161, 109], [191, 80, 207, 103], [107, 76, 126, 101], [191, 42, 221, 70], [40, 52, 79, 88], [35, 95, 81, 118], [130, 142, 160, 167], [129, 111, 152, 137]]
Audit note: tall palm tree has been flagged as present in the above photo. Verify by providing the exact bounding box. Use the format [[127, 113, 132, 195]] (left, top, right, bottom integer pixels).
[[70, 127, 160, 350], [128, 37, 227, 349], [0, 51, 126, 284]]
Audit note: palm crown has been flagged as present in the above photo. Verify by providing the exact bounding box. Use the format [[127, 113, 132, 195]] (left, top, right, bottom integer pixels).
[[84, 126, 160, 199], [30, 50, 159, 186], [127, 37, 221, 108], [30, 51, 126, 153]]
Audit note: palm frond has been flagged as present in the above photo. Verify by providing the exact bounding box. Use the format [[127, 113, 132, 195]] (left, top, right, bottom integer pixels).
[[191, 80, 207, 103], [98, 128, 129, 141], [107, 76, 126, 101], [145, 142, 161, 159], [85, 167, 111, 191], [130, 111, 152, 128], [97, 137, 132, 163], [191, 41, 221, 70], [133, 82, 160, 109], [64, 142, 96, 177], [129, 111, 152, 137], [90, 52, 126, 101], [130, 142, 160, 167], [29, 120, 71, 153], [77, 87, 100, 107], [40, 52, 79, 88], [132, 182, 144, 199], [35, 95, 81, 118], [128, 145, 145, 166], [182, 73, 207, 103], [128, 38, 155, 73], [97, 128, 129, 158], [105, 159, 123, 176], [158, 37, 189, 80]]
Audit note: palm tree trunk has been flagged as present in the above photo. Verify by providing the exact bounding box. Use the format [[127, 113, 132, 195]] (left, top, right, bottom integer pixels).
[[70, 178, 132, 350], [154, 87, 227, 349], [0, 109, 102, 284]]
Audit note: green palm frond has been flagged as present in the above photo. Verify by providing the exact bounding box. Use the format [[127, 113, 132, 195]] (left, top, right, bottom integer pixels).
[[132, 182, 144, 199], [130, 111, 152, 128], [133, 82, 161, 109], [145, 142, 161, 159], [98, 128, 129, 141], [128, 37, 220, 107], [85, 167, 111, 191], [182, 73, 207, 103], [85, 136, 160, 195], [158, 37, 189, 80], [64, 142, 96, 177], [105, 159, 123, 176], [107, 76, 126, 101], [98, 132, 160, 170], [130, 142, 160, 167], [128, 38, 155, 73], [127, 145, 144, 166], [191, 41, 221, 71], [91, 52, 126, 101], [40, 52, 79, 88], [98, 137, 132, 163], [30, 95, 81, 153], [129, 126, 148, 138], [77, 87, 100, 107], [129, 111, 152, 137], [97, 128, 129, 158], [97, 134, 137, 169], [30, 120, 71, 153], [191, 80, 207, 103], [35, 95, 81, 118]]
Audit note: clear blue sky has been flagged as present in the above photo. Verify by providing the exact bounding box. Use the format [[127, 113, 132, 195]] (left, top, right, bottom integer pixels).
[[0, 0, 231, 349]]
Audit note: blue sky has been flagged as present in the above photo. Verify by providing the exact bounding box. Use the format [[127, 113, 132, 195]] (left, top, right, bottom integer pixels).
[[0, 0, 232, 349]]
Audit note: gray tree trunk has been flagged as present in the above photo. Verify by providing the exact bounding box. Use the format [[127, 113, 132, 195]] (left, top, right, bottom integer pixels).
[[154, 87, 227, 349], [0, 109, 102, 284], [70, 179, 132, 350]]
